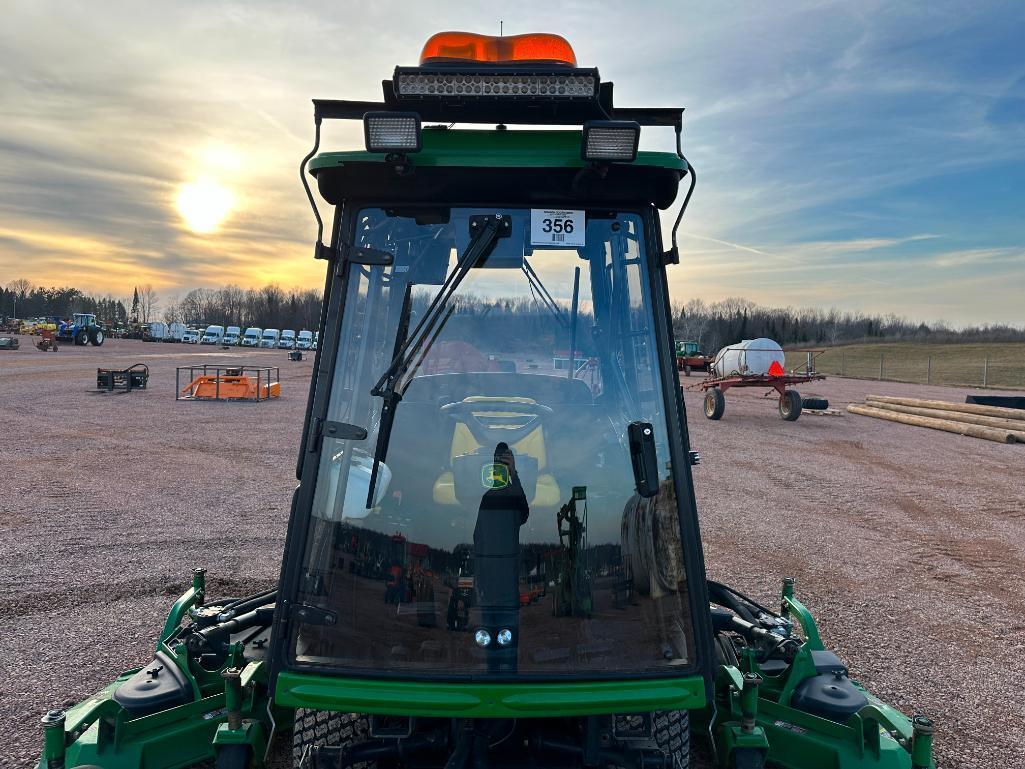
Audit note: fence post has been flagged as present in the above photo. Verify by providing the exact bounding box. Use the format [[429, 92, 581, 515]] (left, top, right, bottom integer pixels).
[[927, 355, 931, 385], [879, 353, 884, 381], [983, 357, 989, 387], [841, 351, 846, 376]]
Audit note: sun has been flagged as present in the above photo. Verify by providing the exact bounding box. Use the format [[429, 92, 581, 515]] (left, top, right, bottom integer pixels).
[[176, 178, 234, 233]]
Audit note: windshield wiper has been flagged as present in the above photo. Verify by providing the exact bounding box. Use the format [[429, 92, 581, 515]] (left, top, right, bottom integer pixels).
[[522, 257, 568, 328], [364, 213, 507, 507]]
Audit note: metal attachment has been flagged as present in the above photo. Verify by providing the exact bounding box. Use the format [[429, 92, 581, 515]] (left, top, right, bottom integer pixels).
[[910, 715, 935, 768], [912, 715, 934, 736], [41, 709, 66, 767], [221, 667, 244, 731]]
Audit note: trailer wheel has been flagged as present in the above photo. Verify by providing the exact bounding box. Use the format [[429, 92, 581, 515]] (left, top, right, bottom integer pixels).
[[90, 329, 105, 346], [292, 709, 372, 768], [779, 390, 802, 421], [704, 388, 725, 420], [75, 330, 89, 346], [215, 744, 252, 769]]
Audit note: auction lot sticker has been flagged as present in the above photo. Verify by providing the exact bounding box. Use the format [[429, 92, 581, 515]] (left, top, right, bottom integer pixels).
[[530, 209, 585, 247]]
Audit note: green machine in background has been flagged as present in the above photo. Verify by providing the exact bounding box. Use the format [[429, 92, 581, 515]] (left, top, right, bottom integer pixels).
[[41, 30, 935, 769]]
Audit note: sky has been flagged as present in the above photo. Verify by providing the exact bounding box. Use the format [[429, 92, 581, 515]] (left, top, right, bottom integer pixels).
[[1, 0, 1024, 326]]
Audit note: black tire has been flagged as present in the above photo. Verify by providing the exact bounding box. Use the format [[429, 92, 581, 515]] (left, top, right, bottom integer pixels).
[[292, 709, 371, 768], [215, 744, 252, 769], [801, 396, 829, 411], [90, 329, 105, 346], [652, 710, 691, 768], [779, 390, 802, 421], [704, 388, 726, 420], [75, 330, 88, 346]]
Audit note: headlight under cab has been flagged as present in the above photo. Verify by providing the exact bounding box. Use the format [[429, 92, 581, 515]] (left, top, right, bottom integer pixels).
[[581, 120, 641, 162], [363, 111, 422, 154]]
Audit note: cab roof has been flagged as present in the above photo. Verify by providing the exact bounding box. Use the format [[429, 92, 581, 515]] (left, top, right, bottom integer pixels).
[[309, 128, 686, 209]]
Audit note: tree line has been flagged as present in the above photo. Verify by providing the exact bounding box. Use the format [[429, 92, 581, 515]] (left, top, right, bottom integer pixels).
[[1, 280, 134, 326], [4, 278, 1023, 348], [672, 297, 1025, 354], [1, 280, 321, 333], [162, 286, 321, 332]]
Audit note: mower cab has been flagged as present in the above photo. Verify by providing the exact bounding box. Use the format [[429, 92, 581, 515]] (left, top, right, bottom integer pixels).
[[41, 30, 935, 769]]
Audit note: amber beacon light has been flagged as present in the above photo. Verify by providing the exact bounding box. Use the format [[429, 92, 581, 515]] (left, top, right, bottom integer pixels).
[[418, 31, 578, 66], [393, 31, 598, 100]]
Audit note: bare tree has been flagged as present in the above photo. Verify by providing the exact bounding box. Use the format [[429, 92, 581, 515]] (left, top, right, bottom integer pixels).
[[7, 278, 32, 295], [139, 284, 159, 324], [6, 279, 32, 318], [163, 295, 181, 324]]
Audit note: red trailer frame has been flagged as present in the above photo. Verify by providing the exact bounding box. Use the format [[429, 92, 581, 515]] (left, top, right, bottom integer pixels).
[[688, 349, 826, 421]]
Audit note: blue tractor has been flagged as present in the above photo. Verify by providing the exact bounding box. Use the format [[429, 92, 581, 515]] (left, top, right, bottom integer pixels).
[[57, 313, 105, 346]]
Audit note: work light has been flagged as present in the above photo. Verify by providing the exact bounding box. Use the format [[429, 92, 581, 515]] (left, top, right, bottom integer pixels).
[[581, 120, 641, 162], [395, 72, 597, 99], [474, 628, 492, 647], [496, 628, 513, 646], [363, 111, 422, 153]]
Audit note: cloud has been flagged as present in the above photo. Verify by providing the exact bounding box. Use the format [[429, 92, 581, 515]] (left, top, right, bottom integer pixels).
[[932, 247, 1025, 268]]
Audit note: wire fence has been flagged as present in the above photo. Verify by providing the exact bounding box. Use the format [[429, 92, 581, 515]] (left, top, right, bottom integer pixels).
[[815, 349, 1025, 389]]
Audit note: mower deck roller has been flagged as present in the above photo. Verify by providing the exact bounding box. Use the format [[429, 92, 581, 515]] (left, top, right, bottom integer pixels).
[[42, 29, 934, 769], [176, 365, 280, 401]]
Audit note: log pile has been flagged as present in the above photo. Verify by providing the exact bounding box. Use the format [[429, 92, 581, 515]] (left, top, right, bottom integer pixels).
[[847, 395, 1025, 444]]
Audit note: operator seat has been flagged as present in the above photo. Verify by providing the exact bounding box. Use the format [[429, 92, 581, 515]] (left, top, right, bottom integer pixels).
[[432, 396, 562, 508]]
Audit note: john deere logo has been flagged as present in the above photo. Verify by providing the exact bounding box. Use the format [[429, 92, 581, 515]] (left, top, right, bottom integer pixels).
[[482, 462, 510, 490]]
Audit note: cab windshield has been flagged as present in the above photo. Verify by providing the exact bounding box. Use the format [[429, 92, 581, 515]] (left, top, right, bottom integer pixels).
[[292, 206, 694, 678]]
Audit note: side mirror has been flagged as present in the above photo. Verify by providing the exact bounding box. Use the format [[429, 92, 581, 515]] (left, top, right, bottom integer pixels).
[[627, 421, 659, 498]]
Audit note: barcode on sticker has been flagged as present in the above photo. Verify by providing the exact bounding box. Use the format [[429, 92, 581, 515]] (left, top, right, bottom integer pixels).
[[553, 234, 565, 242]]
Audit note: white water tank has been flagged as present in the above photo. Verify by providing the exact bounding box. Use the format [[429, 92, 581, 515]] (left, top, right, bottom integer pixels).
[[713, 338, 785, 377]]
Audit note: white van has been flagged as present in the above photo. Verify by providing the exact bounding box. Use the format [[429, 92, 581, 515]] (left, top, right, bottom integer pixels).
[[241, 327, 262, 347], [181, 328, 202, 344], [296, 330, 314, 350], [278, 329, 297, 349], [260, 328, 280, 348], [223, 325, 242, 345], [200, 325, 225, 345]]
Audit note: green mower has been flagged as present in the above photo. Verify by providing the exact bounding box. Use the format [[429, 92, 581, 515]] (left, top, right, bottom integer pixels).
[[40, 30, 935, 769]]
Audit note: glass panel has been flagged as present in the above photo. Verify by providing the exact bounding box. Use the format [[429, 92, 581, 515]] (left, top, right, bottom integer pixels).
[[293, 207, 692, 677]]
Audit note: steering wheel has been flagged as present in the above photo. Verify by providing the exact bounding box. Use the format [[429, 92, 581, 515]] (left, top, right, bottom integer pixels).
[[440, 397, 554, 447]]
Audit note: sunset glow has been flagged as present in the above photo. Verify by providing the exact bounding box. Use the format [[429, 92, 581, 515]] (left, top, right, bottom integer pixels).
[[175, 178, 234, 234]]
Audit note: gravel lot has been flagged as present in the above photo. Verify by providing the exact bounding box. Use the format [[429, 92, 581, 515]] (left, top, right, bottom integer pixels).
[[2, 339, 1022, 768]]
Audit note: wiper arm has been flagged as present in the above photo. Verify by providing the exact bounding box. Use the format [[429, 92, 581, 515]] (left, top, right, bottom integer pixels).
[[522, 257, 568, 328], [364, 214, 506, 507]]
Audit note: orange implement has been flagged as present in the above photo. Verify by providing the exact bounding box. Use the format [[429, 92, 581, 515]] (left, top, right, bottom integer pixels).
[[180, 374, 280, 400]]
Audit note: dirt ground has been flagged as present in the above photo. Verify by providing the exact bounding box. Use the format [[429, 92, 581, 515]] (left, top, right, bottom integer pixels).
[[1, 339, 1023, 768]]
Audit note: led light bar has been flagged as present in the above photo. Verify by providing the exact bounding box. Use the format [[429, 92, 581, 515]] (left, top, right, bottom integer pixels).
[[394, 71, 598, 99], [581, 120, 641, 162], [363, 111, 422, 153]]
